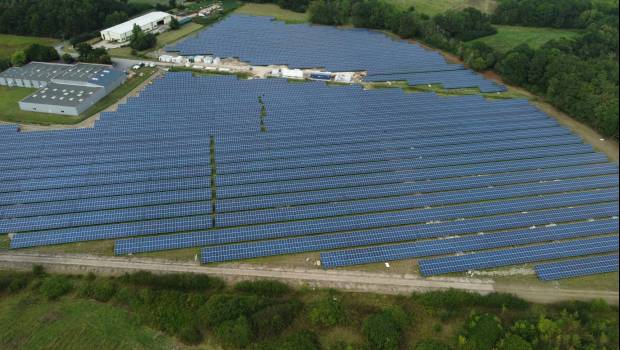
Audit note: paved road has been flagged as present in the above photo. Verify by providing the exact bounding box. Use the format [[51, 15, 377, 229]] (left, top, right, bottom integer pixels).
[[1, 251, 617, 304]]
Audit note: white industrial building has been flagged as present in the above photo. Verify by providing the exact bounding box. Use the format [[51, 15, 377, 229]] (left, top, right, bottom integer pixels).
[[100, 11, 172, 43]]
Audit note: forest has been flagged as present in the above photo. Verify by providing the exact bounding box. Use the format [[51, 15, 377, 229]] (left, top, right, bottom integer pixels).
[[1, 267, 618, 350]]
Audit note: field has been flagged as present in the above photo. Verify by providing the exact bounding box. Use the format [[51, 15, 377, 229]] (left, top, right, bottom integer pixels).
[[385, 0, 496, 14], [0, 294, 183, 350], [0, 67, 157, 126], [0, 34, 59, 59], [235, 3, 310, 23], [470, 25, 581, 53]]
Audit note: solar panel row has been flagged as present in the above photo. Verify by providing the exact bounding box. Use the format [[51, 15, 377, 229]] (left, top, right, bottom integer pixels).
[[417, 236, 619, 276], [534, 254, 619, 280]]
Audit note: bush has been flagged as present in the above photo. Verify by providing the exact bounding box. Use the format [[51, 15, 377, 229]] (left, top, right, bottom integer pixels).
[[119, 271, 224, 292], [39, 276, 72, 300], [62, 53, 75, 64], [32, 265, 45, 277], [309, 291, 347, 327], [200, 294, 261, 327], [415, 339, 453, 350], [496, 335, 533, 350], [458, 313, 504, 350], [234, 280, 291, 297], [278, 330, 321, 350], [252, 300, 302, 338], [362, 308, 407, 350], [215, 315, 254, 348], [412, 289, 528, 311], [11, 51, 27, 66], [178, 323, 202, 344], [0, 272, 31, 293], [78, 279, 117, 302]]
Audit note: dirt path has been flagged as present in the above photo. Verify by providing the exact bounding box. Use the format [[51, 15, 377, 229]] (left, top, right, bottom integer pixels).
[[1, 252, 617, 304]]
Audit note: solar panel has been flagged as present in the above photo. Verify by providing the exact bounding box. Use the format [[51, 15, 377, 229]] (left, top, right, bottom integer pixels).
[[417, 236, 619, 276], [534, 254, 619, 280]]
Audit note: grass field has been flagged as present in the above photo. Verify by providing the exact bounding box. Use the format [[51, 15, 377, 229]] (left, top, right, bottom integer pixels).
[[235, 3, 310, 23], [386, 0, 496, 15], [0, 294, 183, 350], [470, 25, 581, 53], [0, 34, 59, 59], [0, 67, 157, 125]]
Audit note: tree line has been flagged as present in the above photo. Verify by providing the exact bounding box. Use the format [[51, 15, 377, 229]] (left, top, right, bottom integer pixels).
[[0, 0, 155, 40], [2, 267, 619, 349]]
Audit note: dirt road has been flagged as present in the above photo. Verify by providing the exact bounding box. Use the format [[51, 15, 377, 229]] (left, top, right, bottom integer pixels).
[[1, 252, 617, 304]]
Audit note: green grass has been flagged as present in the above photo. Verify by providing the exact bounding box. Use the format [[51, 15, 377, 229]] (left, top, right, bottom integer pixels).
[[235, 3, 309, 23], [0, 86, 82, 125], [470, 25, 581, 53], [0, 67, 157, 125], [0, 294, 181, 350], [385, 0, 496, 15], [0, 34, 59, 59]]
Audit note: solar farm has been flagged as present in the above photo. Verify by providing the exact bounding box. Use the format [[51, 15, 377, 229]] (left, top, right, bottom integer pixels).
[[1, 14, 619, 284], [167, 15, 505, 92]]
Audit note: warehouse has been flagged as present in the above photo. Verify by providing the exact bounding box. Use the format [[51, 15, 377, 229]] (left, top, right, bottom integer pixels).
[[100, 11, 172, 43], [0, 61, 126, 116]]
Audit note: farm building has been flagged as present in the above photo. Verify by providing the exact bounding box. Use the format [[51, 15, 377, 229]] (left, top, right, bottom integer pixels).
[[100, 11, 172, 43], [0, 62, 126, 116]]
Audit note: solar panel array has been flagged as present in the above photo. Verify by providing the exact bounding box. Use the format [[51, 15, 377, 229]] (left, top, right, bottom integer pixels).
[[534, 255, 619, 281], [4, 68, 619, 281], [166, 15, 505, 92]]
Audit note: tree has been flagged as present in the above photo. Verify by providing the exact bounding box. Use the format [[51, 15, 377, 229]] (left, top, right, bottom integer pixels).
[[458, 313, 504, 350], [497, 335, 533, 350], [497, 45, 534, 85], [0, 58, 11, 71], [461, 41, 497, 71], [10, 51, 27, 66], [215, 316, 253, 348], [24, 44, 59, 62], [62, 53, 75, 64], [104, 11, 129, 28], [309, 292, 347, 327], [130, 24, 157, 51], [169, 17, 180, 30], [362, 308, 407, 350]]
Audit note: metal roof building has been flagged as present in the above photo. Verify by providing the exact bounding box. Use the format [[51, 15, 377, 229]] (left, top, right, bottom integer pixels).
[[0, 62, 126, 116], [100, 11, 172, 43]]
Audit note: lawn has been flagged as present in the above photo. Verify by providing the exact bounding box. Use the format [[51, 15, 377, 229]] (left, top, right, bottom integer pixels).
[[385, 0, 496, 15], [235, 3, 310, 23], [0, 294, 182, 350], [0, 34, 59, 59], [470, 25, 581, 53], [0, 86, 81, 125], [0, 67, 157, 125]]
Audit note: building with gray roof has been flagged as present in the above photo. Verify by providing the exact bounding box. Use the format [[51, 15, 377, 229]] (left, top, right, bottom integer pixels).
[[0, 62, 126, 116]]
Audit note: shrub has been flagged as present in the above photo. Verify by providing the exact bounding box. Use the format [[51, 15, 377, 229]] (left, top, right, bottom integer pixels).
[[39, 276, 72, 300], [234, 280, 291, 297], [415, 339, 453, 350], [496, 334, 533, 350], [458, 313, 504, 350], [0, 272, 31, 293], [11, 51, 27, 66], [215, 315, 253, 348], [362, 308, 407, 350], [252, 300, 302, 337], [200, 294, 261, 327], [62, 53, 75, 64], [178, 323, 202, 344], [119, 271, 224, 292], [309, 291, 347, 327], [79, 279, 117, 302], [278, 330, 321, 350], [32, 265, 45, 277]]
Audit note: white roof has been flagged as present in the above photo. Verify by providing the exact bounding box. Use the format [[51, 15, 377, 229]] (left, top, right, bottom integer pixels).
[[101, 11, 170, 35]]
